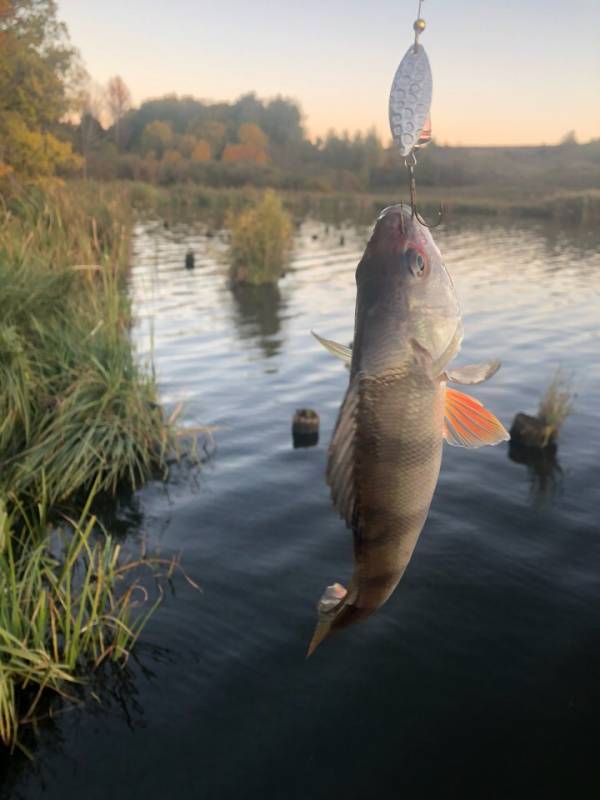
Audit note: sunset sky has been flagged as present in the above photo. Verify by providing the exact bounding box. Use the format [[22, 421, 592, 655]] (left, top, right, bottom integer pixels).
[[58, 0, 600, 146]]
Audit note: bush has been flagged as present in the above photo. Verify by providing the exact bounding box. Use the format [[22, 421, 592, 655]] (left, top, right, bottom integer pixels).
[[227, 190, 293, 285]]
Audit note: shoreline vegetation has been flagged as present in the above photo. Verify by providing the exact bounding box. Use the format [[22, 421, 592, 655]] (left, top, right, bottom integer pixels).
[[113, 180, 600, 227], [0, 182, 182, 752], [227, 190, 293, 285]]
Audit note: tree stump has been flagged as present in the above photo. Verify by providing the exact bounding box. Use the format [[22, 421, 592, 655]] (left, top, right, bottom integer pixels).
[[510, 413, 553, 449], [292, 409, 319, 449]]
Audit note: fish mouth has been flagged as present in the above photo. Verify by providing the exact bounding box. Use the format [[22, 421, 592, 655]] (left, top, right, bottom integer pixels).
[[377, 203, 409, 221], [373, 204, 412, 247]]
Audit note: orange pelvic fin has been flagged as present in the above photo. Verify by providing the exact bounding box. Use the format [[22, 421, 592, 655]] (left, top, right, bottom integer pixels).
[[443, 387, 510, 448]]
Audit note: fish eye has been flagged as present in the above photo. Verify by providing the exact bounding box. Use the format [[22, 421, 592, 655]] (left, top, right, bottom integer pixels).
[[406, 248, 428, 278]]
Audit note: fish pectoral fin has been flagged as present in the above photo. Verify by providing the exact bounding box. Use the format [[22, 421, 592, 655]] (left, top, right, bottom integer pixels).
[[443, 387, 510, 448], [444, 360, 501, 385], [311, 330, 352, 364]]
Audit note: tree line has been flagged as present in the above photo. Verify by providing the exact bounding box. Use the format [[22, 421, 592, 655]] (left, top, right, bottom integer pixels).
[[65, 84, 394, 192], [2, 1, 599, 193]]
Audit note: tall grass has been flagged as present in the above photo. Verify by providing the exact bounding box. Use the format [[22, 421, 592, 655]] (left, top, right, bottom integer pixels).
[[538, 369, 574, 444], [0, 183, 186, 753], [0, 184, 176, 505], [0, 494, 183, 753], [226, 190, 293, 284]]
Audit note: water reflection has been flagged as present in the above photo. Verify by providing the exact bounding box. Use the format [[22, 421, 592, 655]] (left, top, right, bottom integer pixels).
[[508, 440, 563, 503], [229, 282, 286, 359]]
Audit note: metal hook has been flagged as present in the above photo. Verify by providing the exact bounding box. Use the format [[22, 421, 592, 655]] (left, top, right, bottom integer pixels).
[[406, 155, 443, 229]]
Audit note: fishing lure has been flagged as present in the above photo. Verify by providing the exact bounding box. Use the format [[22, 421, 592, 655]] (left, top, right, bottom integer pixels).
[[389, 3, 432, 158], [389, 0, 440, 228]]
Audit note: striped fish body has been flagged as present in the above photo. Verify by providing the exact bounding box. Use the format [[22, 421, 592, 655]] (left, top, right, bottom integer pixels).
[[329, 357, 444, 632]]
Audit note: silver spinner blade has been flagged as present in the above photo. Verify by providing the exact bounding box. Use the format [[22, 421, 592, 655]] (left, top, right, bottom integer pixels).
[[389, 43, 432, 157]]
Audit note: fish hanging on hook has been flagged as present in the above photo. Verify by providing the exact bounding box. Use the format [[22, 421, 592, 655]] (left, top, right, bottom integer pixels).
[[389, 41, 432, 158]]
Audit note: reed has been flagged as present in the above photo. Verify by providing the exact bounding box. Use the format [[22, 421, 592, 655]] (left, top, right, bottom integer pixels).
[[0, 184, 177, 505], [227, 190, 293, 285], [0, 494, 182, 753], [109, 181, 600, 227], [538, 369, 574, 444]]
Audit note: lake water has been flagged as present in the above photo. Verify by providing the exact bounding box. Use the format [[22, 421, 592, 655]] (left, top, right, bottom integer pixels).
[[3, 213, 600, 798]]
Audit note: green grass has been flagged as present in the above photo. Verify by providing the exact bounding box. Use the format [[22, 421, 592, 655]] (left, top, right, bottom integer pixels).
[[538, 369, 574, 444], [0, 493, 187, 753], [0, 184, 177, 505], [226, 190, 293, 285], [0, 182, 187, 754]]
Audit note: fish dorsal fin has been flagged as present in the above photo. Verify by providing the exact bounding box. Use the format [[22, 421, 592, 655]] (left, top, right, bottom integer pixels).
[[312, 331, 352, 364], [443, 387, 510, 448], [326, 378, 359, 528], [445, 360, 501, 385]]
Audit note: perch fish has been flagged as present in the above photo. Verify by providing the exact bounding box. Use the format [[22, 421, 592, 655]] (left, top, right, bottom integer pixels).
[[309, 204, 508, 656]]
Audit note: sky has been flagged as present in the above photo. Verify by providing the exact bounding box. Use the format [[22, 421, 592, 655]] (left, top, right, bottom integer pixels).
[[57, 0, 600, 146]]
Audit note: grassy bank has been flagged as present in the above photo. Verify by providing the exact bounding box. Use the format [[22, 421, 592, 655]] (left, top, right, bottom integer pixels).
[[0, 182, 181, 751], [0, 497, 180, 753], [99, 180, 600, 227], [0, 183, 177, 505]]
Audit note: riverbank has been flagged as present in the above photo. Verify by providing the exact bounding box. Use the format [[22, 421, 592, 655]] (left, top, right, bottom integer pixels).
[[0, 183, 177, 505], [0, 182, 180, 751], [97, 180, 600, 227]]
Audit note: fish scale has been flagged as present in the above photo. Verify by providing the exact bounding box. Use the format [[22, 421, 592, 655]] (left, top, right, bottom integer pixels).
[[350, 366, 444, 613]]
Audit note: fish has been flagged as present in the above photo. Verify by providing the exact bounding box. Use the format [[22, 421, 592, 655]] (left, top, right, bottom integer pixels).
[[308, 204, 509, 656]]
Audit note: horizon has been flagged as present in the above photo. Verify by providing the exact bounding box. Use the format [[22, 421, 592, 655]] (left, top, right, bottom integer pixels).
[[57, 0, 600, 149]]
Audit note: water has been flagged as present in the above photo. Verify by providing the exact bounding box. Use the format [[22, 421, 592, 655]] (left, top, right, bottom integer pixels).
[[3, 215, 600, 798]]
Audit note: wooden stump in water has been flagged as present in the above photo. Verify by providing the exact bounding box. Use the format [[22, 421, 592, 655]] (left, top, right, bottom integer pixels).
[[510, 413, 553, 449], [292, 409, 319, 449], [185, 249, 195, 269]]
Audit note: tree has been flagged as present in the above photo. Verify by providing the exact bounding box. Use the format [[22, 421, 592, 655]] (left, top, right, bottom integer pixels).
[[560, 130, 578, 146], [221, 123, 269, 165], [192, 120, 226, 157], [239, 122, 268, 150], [77, 81, 105, 177], [222, 143, 268, 165], [106, 75, 131, 148], [0, 0, 84, 179], [190, 140, 211, 162], [262, 97, 303, 146], [140, 120, 173, 158]]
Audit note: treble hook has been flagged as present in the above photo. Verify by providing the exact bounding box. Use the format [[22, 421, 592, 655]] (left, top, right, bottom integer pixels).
[[405, 153, 443, 229]]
